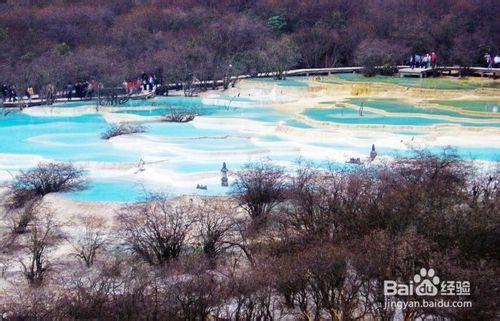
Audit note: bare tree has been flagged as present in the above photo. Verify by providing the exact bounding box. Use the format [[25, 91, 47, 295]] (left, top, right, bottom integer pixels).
[[182, 76, 201, 97], [162, 106, 197, 123], [194, 200, 239, 261], [280, 163, 343, 242], [69, 215, 107, 267], [117, 194, 193, 265], [20, 207, 62, 286], [225, 265, 278, 321], [6, 162, 87, 210], [263, 36, 301, 80], [6, 198, 41, 234], [101, 123, 146, 140], [169, 265, 223, 321], [232, 162, 287, 222]]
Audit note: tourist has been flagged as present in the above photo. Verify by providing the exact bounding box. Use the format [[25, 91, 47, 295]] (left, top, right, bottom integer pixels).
[[26, 86, 34, 102], [79, 82, 86, 98], [1, 84, 8, 101], [415, 53, 421, 68], [148, 74, 154, 91], [431, 52, 438, 68], [141, 72, 148, 91], [66, 82, 74, 101], [485, 53, 492, 69], [46, 83, 55, 103], [74, 82, 80, 98], [422, 53, 430, 68], [409, 54, 416, 69], [127, 80, 135, 94], [494, 54, 500, 68], [87, 80, 94, 98], [136, 78, 142, 93], [80, 81, 86, 98], [9, 85, 17, 102], [84, 80, 92, 98]]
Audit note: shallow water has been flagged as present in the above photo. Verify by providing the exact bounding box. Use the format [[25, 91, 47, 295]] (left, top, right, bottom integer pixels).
[[348, 99, 498, 119], [332, 73, 499, 90], [65, 180, 148, 203], [1, 77, 499, 202], [430, 100, 500, 113], [0, 113, 140, 162], [115, 104, 288, 123], [303, 107, 500, 127], [248, 77, 309, 87]]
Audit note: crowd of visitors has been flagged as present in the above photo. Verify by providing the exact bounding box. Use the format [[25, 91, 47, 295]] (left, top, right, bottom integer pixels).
[[1, 84, 18, 102], [1, 59, 498, 105], [408, 52, 438, 69], [1, 74, 156, 104], [484, 53, 500, 69], [123, 72, 159, 95], [1, 81, 101, 103], [65, 80, 102, 101]]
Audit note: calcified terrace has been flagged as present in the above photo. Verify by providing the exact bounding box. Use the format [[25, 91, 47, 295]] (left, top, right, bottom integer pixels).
[[0, 74, 498, 203]]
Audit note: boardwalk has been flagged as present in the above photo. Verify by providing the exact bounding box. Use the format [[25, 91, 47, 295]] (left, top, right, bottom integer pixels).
[[2, 65, 499, 108], [398, 67, 434, 78], [399, 66, 500, 78], [1, 91, 154, 108]]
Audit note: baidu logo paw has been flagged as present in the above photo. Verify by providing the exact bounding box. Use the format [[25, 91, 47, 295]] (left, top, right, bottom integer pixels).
[[414, 268, 439, 296]]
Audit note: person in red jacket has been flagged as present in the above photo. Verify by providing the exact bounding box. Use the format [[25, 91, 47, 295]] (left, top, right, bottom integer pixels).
[[431, 52, 438, 69]]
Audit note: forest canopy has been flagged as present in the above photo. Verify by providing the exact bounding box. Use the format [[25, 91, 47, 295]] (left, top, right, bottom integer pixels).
[[0, 0, 498, 88]]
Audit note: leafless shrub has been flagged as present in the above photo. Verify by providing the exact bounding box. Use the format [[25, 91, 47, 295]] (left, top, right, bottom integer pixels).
[[194, 200, 239, 261], [20, 207, 63, 286], [117, 194, 194, 265], [55, 259, 127, 319], [101, 123, 146, 140], [0, 150, 497, 319], [5, 162, 86, 210], [0, 285, 59, 320], [232, 161, 287, 221], [68, 215, 107, 267], [224, 265, 279, 320], [7, 198, 41, 234], [351, 230, 438, 320], [161, 106, 197, 122], [272, 244, 365, 321], [279, 163, 343, 242], [168, 264, 224, 320]]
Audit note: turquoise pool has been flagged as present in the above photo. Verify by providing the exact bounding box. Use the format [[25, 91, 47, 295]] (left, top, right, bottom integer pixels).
[[65, 180, 149, 203], [348, 99, 499, 119], [331, 73, 499, 90], [430, 100, 500, 113], [0, 113, 140, 162], [303, 106, 500, 127], [1, 88, 498, 203], [248, 77, 309, 87], [115, 104, 289, 123]]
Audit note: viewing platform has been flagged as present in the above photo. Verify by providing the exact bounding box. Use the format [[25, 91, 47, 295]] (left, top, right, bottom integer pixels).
[[399, 66, 500, 78], [399, 67, 434, 78]]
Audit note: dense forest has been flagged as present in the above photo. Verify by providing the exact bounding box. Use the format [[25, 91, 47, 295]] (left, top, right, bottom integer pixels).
[[0, 0, 499, 90]]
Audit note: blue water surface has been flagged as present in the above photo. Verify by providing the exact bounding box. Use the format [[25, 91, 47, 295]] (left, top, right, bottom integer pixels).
[[2, 90, 498, 203], [0, 113, 140, 162], [303, 107, 500, 127]]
